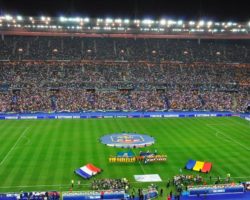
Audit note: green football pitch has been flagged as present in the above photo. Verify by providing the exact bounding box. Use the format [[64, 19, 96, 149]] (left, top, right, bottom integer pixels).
[[0, 117, 250, 193]]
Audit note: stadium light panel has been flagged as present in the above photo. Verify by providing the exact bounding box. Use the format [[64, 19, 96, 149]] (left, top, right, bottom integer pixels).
[[74, 17, 81, 22], [60, 16, 66, 22], [134, 19, 140, 24], [115, 19, 122, 23], [207, 21, 213, 27], [124, 19, 130, 24], [41, 16, 46, 21], [5, 15, 13, 21], [84, 18, 90, 23], [160, 19, 166, 25], [189, 21, 195, 26], [167, 20, 176, 25], [142, 19, 153, 25], [198, 20, 205, 26], [177, 20, 183, 26], [227, 22, 232, 27], [16, 16, 23, 21], [105, 18, 113, 23]]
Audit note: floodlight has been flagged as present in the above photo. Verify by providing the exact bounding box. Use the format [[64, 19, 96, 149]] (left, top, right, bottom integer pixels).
[[167, 20, 176, 25], [5, 15, 13, 21], [198, 20, 205, 26], [189, 21, 195, 26], [124, 19, 130, 24], [142, 19, 153, 24], [115, 19, 122, 23], [177, 20, 183, 25], [105, 18, 113, 23], [207, 21, 213, 27], [60, 16, 66, 22], [160, 19, 166, 25], [84, 18, 89, 23], [41, 16, 46, 21], [74, 17, 81, 22], [17, 16, 23, 21]]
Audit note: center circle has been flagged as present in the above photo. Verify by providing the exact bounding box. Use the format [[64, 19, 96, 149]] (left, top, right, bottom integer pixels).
[[100, 133, 155, 148]]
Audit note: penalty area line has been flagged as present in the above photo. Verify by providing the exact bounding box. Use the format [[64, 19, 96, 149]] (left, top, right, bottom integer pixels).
[[206, 124, 250, 151], [0, 127, 31, 166]]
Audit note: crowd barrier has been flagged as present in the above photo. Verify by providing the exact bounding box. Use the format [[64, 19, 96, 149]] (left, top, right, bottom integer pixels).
[[187, 184, 245, 196], [0, 191, 60, 200], [0, 111, 237, 120], [62, 189, 157, 200]]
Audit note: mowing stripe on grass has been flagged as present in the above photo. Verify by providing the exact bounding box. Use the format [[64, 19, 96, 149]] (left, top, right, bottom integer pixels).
[[0, 127, 31, 166], [206, 124, 250, 151]]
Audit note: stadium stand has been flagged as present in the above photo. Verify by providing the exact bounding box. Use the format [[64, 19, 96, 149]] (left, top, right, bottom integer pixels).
[[0, 61, 249, 113], [0, 35, 249, 113]]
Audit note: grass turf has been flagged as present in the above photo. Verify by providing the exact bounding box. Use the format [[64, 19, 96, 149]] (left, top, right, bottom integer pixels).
[[0, 117, 249, 193]]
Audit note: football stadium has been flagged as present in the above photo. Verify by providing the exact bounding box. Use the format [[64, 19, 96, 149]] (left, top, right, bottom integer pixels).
[[0, 5, 250, 200]]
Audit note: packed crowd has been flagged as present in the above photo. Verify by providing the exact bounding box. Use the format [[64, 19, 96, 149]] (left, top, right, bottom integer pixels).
[[173, 175, 203, 193], [173, 175, 203, 186], [0, 36, 249, 113], [1, 36, 250, 63], [0, 61, 249, 113], [0, 88, 248, 113], [0, 61, 249, 90], [91, 178, 129, 190]]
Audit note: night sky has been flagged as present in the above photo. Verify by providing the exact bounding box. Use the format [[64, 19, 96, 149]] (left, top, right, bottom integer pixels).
[[0, 0, 249, 21]]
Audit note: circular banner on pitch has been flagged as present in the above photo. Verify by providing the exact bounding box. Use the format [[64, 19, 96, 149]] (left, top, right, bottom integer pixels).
[[101, 133, 155, 148]]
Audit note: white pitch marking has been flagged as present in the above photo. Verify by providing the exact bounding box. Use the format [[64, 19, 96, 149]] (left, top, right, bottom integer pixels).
[[131, 149, 146, 174], [206, 124, 250, 151], [0, 127, 31, 166]]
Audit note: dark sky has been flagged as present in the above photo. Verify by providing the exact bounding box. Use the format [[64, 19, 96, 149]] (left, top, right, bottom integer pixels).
[[0, 0, 249, 21]]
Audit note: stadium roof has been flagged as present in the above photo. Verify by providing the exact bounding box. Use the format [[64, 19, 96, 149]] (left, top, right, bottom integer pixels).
[[1, 15, 250, 36]]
